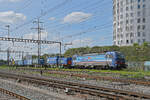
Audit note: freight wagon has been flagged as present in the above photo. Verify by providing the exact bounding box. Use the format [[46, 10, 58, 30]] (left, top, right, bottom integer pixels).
[[14, 51, 126, 69], [46, 57, 72, 67]]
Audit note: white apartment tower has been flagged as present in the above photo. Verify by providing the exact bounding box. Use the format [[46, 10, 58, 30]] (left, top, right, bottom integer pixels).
[[113, 0, 150, 46]]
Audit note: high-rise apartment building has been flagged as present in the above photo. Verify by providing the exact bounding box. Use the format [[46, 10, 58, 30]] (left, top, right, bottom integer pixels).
[[113, 0, 150, 46]]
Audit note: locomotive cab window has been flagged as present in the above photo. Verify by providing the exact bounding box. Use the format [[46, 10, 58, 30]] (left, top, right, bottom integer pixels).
[[106, 54, 113, 58], [116, 53, 124, 59], [72, 57, 76, 60]]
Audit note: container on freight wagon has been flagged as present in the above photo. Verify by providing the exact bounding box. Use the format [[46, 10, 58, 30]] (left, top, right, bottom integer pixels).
[[47, 57, 59, 65]]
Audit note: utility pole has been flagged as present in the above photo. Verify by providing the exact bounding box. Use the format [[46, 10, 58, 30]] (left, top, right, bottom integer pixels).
[[22, 51, 24, 65], [5, 25, 10, 65], [5, 25, 10, 38], [31, 18, 44, 66], [64, 43, 72, 51]]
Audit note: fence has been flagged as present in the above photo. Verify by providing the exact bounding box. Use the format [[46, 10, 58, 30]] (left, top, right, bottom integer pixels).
[[127, 61, 150, 71]]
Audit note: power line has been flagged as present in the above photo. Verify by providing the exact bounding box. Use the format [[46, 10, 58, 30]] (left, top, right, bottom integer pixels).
[[15, 0, 33, 12], [11, 0, 71, 33], [57, 23, 112, 41], [44, 1, 112, 30], [46, 13, 112, 31], [44, 0, 109, 26], [47, 0, 106, 19]]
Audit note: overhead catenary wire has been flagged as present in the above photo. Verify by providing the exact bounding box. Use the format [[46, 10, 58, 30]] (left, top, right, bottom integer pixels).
[[1, 0, 113, 57], [44, 0, 110, 27], [44, 2, 112, 33], [11, 0, 107, 34], [11, 0, 71, 33], [57, 22, 112, 41], [15, 0, 33, 12], [12, 0, 111, 41]]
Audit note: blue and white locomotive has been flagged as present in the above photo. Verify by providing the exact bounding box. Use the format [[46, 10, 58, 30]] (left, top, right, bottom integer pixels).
[[72, 51, 126, 69]]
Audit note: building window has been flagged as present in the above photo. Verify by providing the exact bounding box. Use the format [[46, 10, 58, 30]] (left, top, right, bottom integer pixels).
[[137, 18, 141, 23], [121, 1, 123, 6], [126, 20, 129, 24], [126, 0, 129, 4], [121, 40, 123, 44], [130, 13, 134, 17], [118, 41, 120, 45], [117, 3, 119, 7], [126, 40, 129, 44], [143, 25, 146, 30], [130, 19, 134, 24], [114, 42, 116, 45], [120, 21, 123, 25], [121, 34, 123, 38], [138, 0, 141, 3], [143, 39, 146, 42], [126, 7, 129, 11], [131, 39, 133, 43], [143, 4, 146, 8], [130, 32, 134, 37], [126, 13, 129, 17], [131, 6, 133, 10], [138, 32, 141, 37], [138, 5, 140, 9], [120, 15, 123, 19], [120, 8, 123, 12], [130, 26, 133, 31], [126, 26, 129, 31], [137, 25, 141, 30], [143, 18, 146, 23], [137, 11, 141, 17]]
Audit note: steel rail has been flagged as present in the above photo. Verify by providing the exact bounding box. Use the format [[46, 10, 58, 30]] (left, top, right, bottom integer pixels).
[[0, 71, 150, 100], [0, 73, 132, 100], [47, 71, 150, 86], [16, 68, 150, 86], [0, 88, 30, 100]]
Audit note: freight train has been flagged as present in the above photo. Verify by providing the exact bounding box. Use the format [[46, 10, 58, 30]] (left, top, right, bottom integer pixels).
[[14, 51, 126, 69]]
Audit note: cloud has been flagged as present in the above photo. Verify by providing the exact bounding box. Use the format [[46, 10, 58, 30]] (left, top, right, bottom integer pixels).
[[0, 0, 22, 2], [49, 17, 55, 21], [0, 11, 26, 23], [63, 12, 92, 24], [24, 31, 48, 40]]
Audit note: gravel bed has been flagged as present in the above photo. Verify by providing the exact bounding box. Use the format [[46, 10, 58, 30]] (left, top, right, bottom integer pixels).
[[0, 91, 19, 100], [38, 75, 150, 95], [1, 69, 150, 98], [29, 71, 150, 95], [0, 78, 85, 100]]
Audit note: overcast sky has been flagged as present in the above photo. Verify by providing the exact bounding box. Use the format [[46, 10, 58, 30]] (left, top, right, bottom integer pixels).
[[0, 0, 113, 59]]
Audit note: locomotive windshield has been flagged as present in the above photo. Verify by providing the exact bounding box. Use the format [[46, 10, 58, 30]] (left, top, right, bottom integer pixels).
[[116, 53, 125, 59]]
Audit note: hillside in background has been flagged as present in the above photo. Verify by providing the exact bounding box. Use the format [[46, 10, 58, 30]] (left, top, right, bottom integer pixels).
[[64, 43, 150, 62]]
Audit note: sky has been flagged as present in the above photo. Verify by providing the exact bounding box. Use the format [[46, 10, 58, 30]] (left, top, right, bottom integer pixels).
[[0, 0, 113, 59]]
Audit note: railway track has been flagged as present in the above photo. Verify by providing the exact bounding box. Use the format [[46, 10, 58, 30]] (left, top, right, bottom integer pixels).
[[47, 71, 150, 86], [0, 71, 150, 100], [0, 87, 30, 100], [16, 68, 150, 86]]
